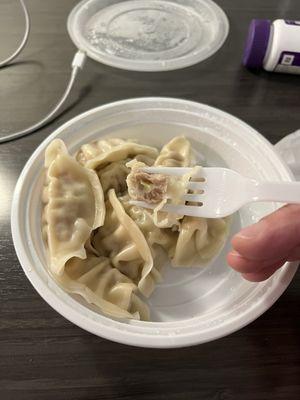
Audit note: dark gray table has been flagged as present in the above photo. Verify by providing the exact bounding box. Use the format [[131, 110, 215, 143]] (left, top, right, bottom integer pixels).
[[1, 1, 300, 399]]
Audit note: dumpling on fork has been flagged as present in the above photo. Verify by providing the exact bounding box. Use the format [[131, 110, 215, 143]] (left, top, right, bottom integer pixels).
[[126, 160, 199, 231], [126, 159, 169, 204], [126, 159, 194, 206]]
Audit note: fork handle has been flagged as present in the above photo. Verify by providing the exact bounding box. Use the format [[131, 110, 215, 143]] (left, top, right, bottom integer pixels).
[[250, 181, 300, 204]]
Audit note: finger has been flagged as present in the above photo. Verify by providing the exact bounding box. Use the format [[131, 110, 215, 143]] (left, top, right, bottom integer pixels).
[[241, 261, 285, 282], [227, 250, 285, 273], [232, 204, 300, 261], [287, 246, 300, 262]]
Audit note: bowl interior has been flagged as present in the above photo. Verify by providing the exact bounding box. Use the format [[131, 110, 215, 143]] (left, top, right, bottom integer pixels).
[[13, 98, 297, 347]]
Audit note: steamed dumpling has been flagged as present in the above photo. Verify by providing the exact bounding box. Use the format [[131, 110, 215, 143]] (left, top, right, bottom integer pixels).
[[92, 189, 161, 297], [150, 136, 194, 228], [172, 216, 230, 267], [121, 195, 177, 259], [97, 161, 130, 196], [154, 136, 193, 167], [59, 256, 149, 320], [42, 139, 105, 275], [76, 138, 158, 169]]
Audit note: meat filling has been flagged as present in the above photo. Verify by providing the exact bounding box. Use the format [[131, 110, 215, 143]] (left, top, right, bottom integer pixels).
[[127, 170, 168, 204]]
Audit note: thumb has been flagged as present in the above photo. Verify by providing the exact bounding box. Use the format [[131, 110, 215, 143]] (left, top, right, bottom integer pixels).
[[232, 204, 300, 261]]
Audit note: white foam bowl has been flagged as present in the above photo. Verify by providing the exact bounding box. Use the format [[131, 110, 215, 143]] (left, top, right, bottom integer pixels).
[[11, 98, 298, 348]]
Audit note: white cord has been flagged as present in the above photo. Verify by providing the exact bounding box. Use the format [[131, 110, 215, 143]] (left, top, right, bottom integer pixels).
[[0, 0, 30, 68], [0, 1, 87, 144]]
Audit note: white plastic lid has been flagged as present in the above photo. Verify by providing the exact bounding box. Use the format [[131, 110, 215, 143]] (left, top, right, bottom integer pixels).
[[67, 0, 229, 72]]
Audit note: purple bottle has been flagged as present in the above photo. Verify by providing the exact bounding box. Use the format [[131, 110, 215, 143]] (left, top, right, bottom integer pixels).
[[243, 19, 300, 74]]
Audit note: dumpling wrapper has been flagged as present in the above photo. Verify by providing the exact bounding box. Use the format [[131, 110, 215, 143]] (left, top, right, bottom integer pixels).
[[93, 189, 161, 297], [76, 138, 159, 170], [58, 256, 150, 320], [97, 161, 129, 196], [154, 136, 193, 167], [121, 195, 177, 259], [172, 216, 230, 267]]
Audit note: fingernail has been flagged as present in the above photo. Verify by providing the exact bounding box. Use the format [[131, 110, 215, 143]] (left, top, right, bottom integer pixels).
[[235, 220, 265, 239]]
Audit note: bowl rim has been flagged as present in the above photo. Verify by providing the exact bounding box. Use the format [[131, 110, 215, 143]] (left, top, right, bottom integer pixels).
[[11, 97, 299, 348]]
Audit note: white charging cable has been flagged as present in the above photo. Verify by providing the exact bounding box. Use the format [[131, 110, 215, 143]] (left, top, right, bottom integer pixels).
[[0, 0, 30, 68], [0, 0, 86, 144]]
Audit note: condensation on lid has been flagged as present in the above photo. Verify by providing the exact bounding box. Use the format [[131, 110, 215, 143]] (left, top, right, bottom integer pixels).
[[67, 0, 229, 72]]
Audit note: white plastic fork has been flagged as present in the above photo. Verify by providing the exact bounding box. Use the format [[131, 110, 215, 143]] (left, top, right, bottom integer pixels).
[[129, 167, 300, 218]]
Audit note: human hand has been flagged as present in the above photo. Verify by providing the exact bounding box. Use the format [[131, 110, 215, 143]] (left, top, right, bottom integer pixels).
[[227, 204, 300, 282]]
